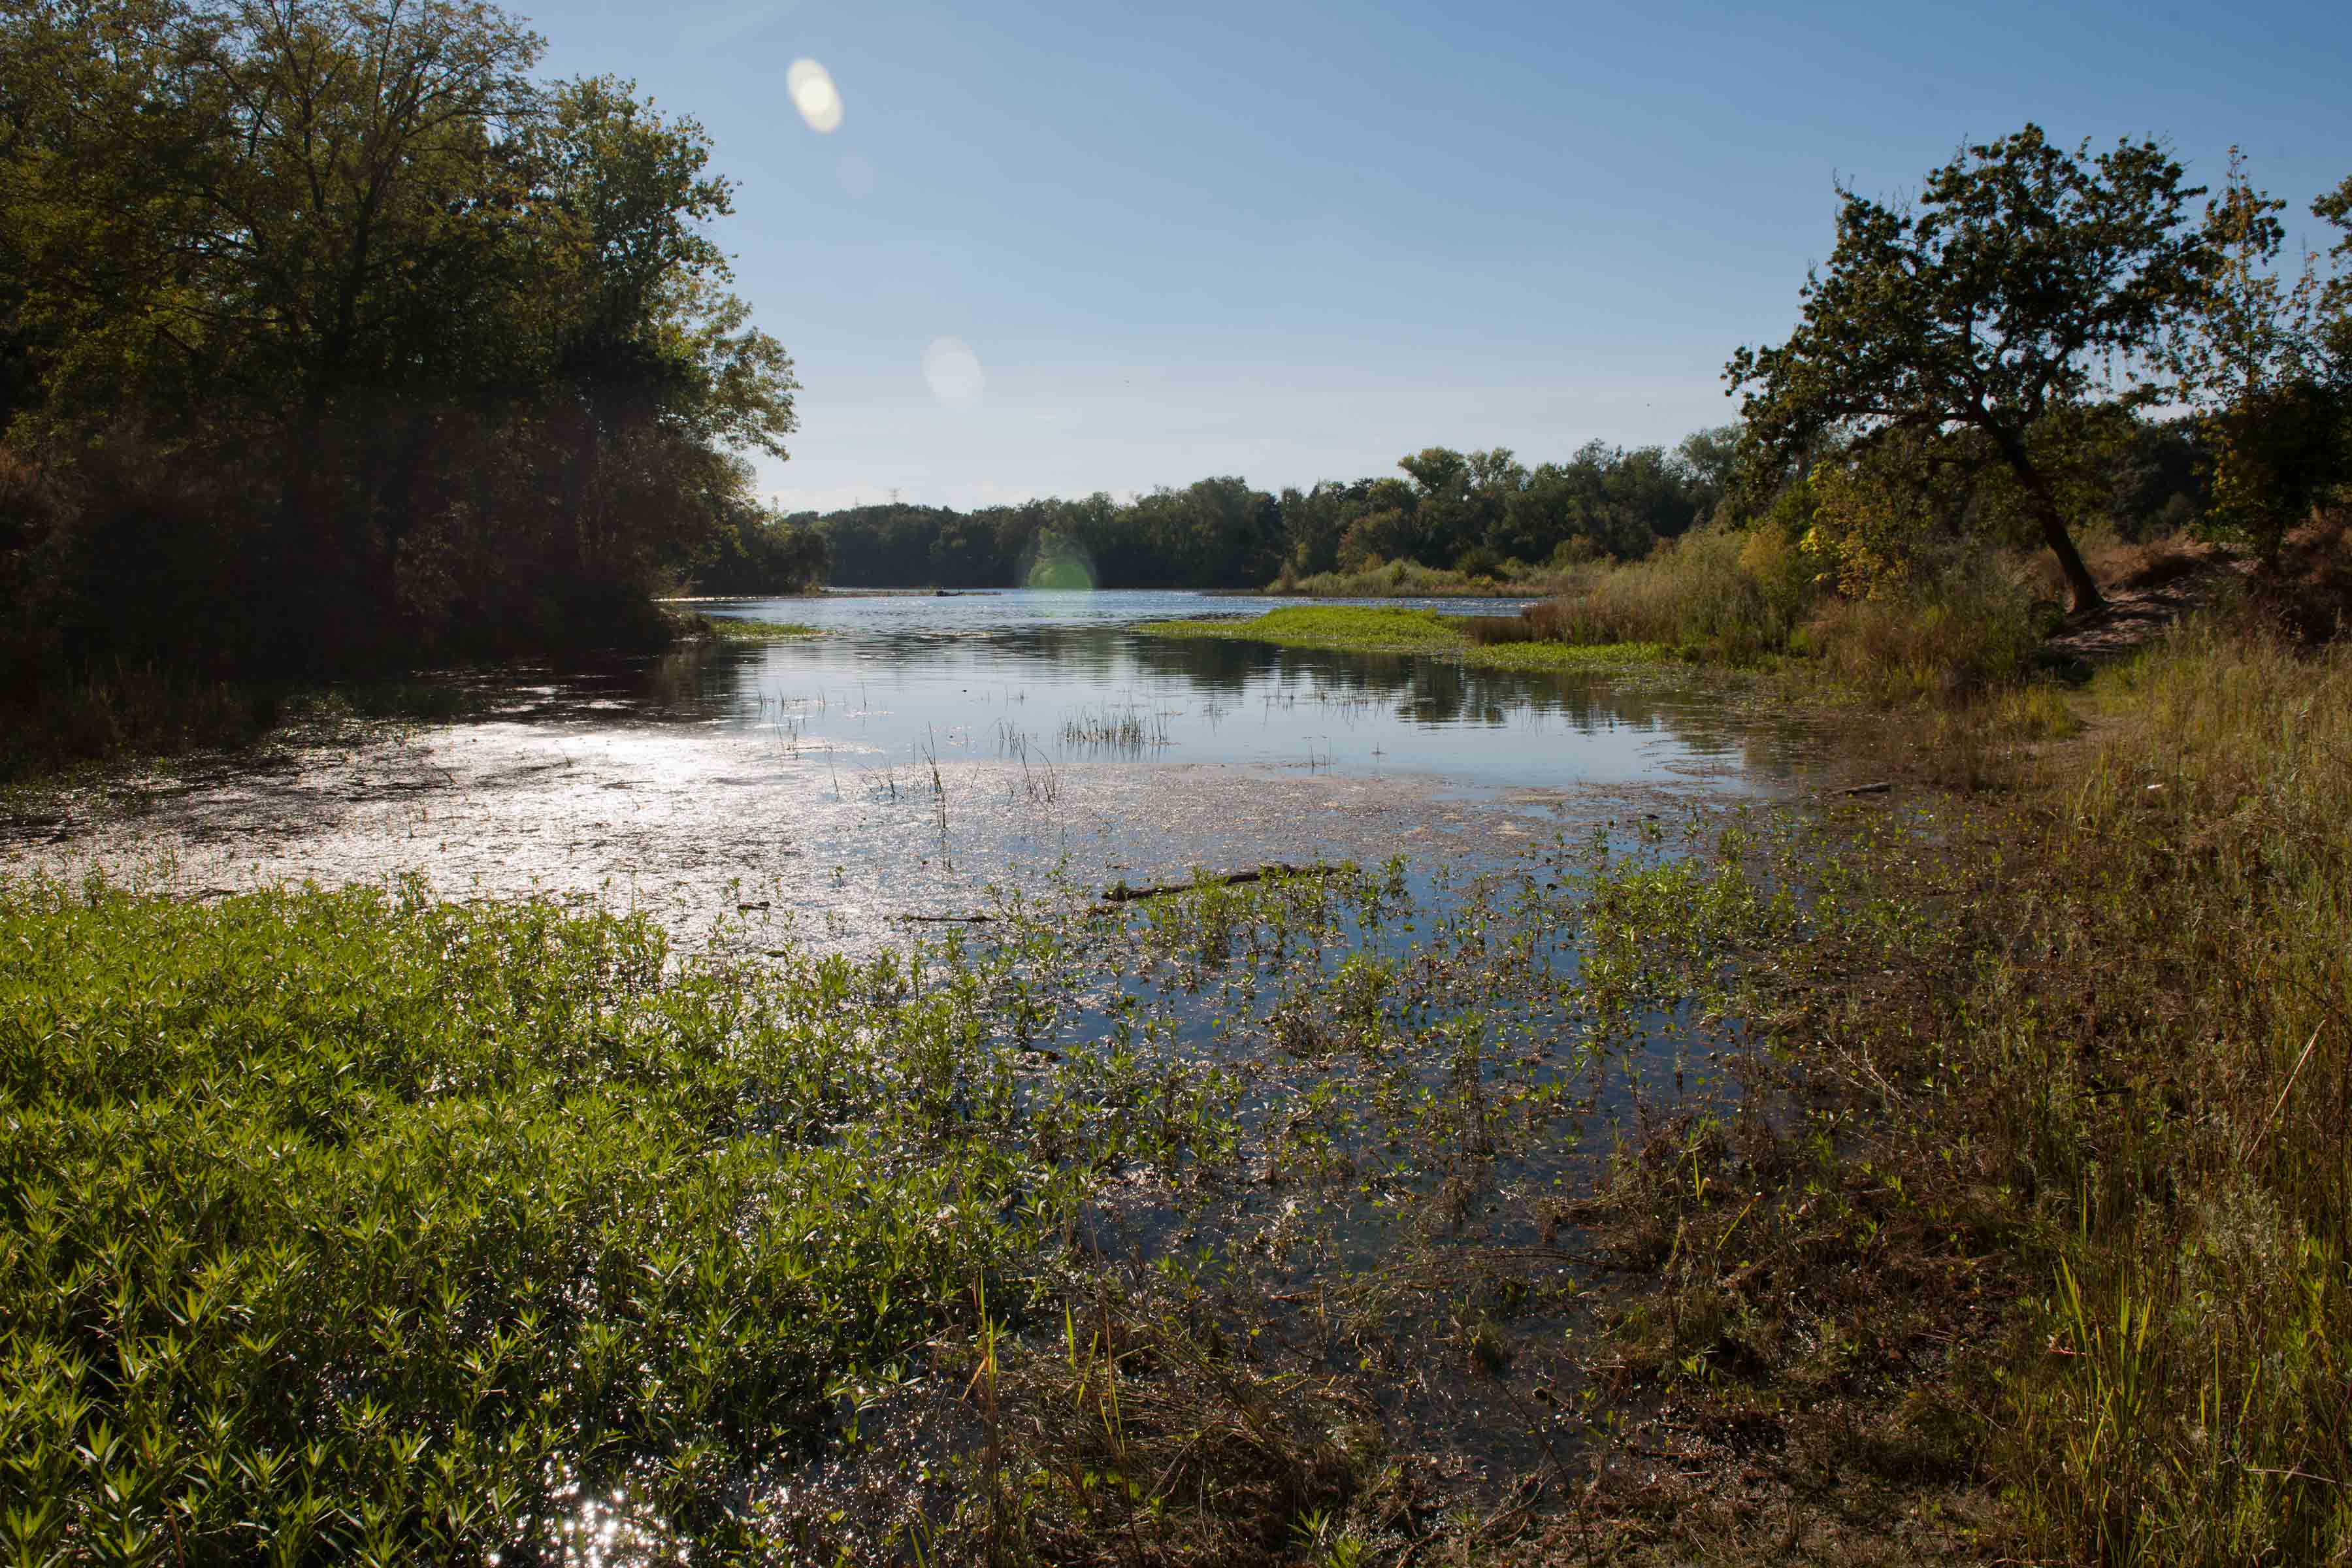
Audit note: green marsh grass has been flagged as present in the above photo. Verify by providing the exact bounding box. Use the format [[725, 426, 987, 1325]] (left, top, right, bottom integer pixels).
[[0, 880, 1078, 1561], [0, 840, 1731, 1561], [693, 616, 823, 642], [1136, 605, 1660, 671]]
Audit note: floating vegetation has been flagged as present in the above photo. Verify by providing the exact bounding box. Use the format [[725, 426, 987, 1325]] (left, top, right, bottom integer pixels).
[[1137, 605, 1666, 669], [0, 817, 1786, 1561]]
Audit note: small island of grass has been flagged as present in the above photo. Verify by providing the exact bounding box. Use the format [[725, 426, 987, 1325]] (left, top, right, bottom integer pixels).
[[692, 616, 825, 641], [1135, 604, 1666, 669]]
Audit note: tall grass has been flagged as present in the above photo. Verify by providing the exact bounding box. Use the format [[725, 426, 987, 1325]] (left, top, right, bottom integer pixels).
[[1556, 622, 2352, 1562], [1273, 557, 1576, 598], [1473, 526, 1811, 661], [1987, 627, 2352, 1561], [1458, 522, 2049, 701]]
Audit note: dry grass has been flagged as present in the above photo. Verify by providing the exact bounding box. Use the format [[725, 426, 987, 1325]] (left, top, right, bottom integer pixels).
[[1541, 620, 2352, 1565], [2245, 512, 2352, 644], [2083, 532, 2224, 592], [1460, 525, 2051, 708]]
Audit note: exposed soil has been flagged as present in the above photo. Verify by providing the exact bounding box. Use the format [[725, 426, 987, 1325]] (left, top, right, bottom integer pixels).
[[2044, 541, 2250, 665]]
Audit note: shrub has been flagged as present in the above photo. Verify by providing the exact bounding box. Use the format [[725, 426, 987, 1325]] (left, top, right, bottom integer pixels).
[[1478, 521, 1821, 662], [1806, 559, 2040, 701]]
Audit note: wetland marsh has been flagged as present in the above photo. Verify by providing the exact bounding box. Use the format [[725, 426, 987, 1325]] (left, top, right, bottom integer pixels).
[[0, 589, 1859, 1563]]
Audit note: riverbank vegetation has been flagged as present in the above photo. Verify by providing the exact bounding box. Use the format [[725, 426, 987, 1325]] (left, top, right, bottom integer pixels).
[[688, 617, 825, 642], [812, 436, 1737, 591], [1162, 131, 2352, 717], [5, 612, 2347, 1562], [8, 51, 2352, 1562]]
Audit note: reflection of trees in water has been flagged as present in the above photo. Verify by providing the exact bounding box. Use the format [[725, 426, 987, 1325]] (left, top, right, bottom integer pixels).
[[1115, 635, 1827, 776], [696, 628, 1827, 777]]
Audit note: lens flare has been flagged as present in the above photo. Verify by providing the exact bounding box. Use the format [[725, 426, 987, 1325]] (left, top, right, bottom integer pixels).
[[785, 59, 842, 133], [1021, 531, 1097, 591], [921, 337, 985, 408]]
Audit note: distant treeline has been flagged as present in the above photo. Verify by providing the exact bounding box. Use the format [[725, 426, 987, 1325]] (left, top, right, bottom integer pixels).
[[0, 0, 826, 696], [805, 423, 2208, 590]]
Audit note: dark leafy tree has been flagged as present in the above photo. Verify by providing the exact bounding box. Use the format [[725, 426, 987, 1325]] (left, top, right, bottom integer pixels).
[[1728, 125, 2216, 611], [0, 0, 798, 682], [2159, 154, 2348, 557]]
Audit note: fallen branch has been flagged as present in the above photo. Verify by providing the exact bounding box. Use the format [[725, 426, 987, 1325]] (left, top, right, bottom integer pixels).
[[1101, 862, 1343, 902]]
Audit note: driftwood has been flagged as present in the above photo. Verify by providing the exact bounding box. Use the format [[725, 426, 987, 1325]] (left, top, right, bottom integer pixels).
[[1101, 862, 1343, 903], [891, 913, 997, 924]]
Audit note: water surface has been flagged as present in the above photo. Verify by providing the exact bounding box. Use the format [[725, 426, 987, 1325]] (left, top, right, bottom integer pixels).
[[7, 589, 1831, 951]]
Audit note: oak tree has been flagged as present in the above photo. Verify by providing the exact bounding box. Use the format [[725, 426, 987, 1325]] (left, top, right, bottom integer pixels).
[[1729, 125, 2214, 612]]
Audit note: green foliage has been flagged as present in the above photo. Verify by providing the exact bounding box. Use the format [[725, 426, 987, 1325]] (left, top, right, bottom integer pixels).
[[1139, 606, 1466, 651], [0, 881, 1066, 1560], [811, 438, 1725, 591], [2162, 153, 2352, 557], [1730, 124, 2218, 610], [0, 0, 800, 687], [1278, 556, 1569, 598], [687, 510, 830, 596], [1136, 605, 1659, 668], [691, 616, 821, 640]]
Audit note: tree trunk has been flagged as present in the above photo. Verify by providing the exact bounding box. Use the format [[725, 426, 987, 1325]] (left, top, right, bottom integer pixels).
[[1995, 436, 2104, 614], [2036, 498, 2104, 615]]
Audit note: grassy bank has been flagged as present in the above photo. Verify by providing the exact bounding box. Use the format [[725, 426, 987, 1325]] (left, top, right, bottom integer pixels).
[[1543, 624, 2352, 1563], [1169, 534, 2061, 704], [1267, 559, 1583, 598], [1137, 604, 1666, 669]]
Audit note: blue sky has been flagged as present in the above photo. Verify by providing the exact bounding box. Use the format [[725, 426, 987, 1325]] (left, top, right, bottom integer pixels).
[[527, 0, 2352, 511]]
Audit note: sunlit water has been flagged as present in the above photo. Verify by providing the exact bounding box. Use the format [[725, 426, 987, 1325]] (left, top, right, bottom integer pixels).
[[696, 589, 1781, 791], [5, 589, 1836, 953]]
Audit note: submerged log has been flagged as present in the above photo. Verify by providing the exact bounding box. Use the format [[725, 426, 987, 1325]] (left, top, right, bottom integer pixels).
[[1101, 862, 1342, 903]]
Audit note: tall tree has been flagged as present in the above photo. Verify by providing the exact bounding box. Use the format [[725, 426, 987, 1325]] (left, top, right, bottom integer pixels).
[[2161, 153, 2342, 555], [1728, 125, 2215, 612]]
